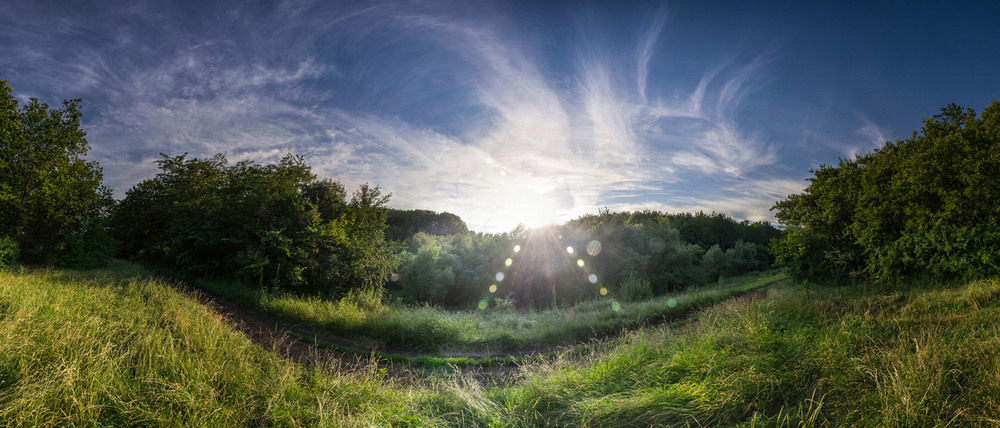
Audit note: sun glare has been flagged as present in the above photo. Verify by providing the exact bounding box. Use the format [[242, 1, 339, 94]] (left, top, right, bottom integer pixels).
[[488, 182, 567, 230]]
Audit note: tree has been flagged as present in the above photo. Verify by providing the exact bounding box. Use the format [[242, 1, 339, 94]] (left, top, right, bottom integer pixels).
[[111, 153, 398, 295], [0, 80, 114, 266], [772, 101, 1000, 284]]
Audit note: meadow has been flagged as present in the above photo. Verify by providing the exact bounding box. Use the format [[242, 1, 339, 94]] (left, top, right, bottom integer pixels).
[[190, 269, 786, 355], [4, 261, 999, 426]]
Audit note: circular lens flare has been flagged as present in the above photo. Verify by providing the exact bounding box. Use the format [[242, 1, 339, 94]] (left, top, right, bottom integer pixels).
[[505, 258, 513, 267], [667, 298, 677, 308], [566, 246, 574, 254], [611, 300, 621, 311], [576, 259, 585, 267], [489, 284, 498, 293], [478, 299, 489, 310], [599, 287, 608, 296], [495, 272, 505, 282], [586, 240, 602, 256], [588, 274, 598, 283], [513, 245, 521, 253]]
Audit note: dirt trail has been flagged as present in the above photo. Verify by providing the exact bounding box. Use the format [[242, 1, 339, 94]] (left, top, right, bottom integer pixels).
[[161, 273, 781, 383]]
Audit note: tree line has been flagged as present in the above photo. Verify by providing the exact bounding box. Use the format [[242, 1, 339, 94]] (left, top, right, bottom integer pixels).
[[391, 211, 779, 308], [772, 101, 1000, 284], [2, 79, 781, 306]]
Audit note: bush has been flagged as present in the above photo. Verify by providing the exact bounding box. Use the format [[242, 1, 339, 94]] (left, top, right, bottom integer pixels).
[[772, 101, 1000, 284], [0, 236, 17, 267], [111, 154, 398, 295], [618, 274, 653, 302]]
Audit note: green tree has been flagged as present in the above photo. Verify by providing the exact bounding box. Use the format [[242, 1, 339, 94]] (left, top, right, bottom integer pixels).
[[772, 101, 1000, 284], [0, 80, 114, 266], [112, 153, 398, 294]]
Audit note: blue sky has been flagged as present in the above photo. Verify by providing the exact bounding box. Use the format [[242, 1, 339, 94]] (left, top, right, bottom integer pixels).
[[3, 1, 999, 232]]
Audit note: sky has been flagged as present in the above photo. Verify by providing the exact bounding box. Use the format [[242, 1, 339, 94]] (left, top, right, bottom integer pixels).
[[3, 1, 999, 232]]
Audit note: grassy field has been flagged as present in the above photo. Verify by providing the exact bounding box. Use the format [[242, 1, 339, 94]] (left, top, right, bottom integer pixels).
[[192, 269, 787, 354], [423, 278, 1000, 426], [0, 262, 429, 426], [4, 262, 1000, 426]]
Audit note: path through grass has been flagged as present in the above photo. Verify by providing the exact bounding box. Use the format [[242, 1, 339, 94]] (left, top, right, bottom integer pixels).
[[194, 270, 787, 354]]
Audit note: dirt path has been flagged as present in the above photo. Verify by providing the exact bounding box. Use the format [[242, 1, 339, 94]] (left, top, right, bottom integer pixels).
[[160, 272, 782, 384]]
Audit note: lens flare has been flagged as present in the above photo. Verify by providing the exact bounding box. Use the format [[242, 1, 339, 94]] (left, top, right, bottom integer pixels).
[[611, 300, 621, 311], [599, 287, 608, 296], [566, 246, 574, 254], [495, 272, 505, 282], [576, 259, 585, 267], [478, 299, 489, 310], [667, 298, 677, 308], [588, 274, 598, 283], [586, 240, 602, 256], [505, 258, 513, 267], [489, 284, 498, 293], [513, 245, 521, 253], [390, 273, 400, 282]]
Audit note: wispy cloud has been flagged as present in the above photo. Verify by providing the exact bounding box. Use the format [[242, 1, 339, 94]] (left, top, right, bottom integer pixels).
[[2, 0, 798, 232], [636, 6, 667, 103]]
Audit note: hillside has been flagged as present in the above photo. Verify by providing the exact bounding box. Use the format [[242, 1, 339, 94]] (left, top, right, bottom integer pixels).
[[4, 262, 1000, 426]]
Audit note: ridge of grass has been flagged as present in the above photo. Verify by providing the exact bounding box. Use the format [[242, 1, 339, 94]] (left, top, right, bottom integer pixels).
[[0, 262, 434, 426], [190, 269, 787, 354], [8, 260, 997, 426], [419, 277, 1000, 426]]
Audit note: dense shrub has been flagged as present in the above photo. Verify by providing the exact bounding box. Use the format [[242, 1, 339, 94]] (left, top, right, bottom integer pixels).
[[0, 236, 17, 267], [617, 275, 653, 302], [772, 101, 1000, 284], [111, 153, 398, 295]]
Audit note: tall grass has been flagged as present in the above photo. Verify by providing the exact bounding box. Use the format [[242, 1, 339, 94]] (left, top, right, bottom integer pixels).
[[8, 261, 998, 426], [0, 262, 433, 426], [422, 277, 1000, 426], [195, 269, 787, 354]]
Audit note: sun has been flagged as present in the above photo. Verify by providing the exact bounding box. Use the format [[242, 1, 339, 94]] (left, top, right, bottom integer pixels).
[[503, 189, 561, 229]]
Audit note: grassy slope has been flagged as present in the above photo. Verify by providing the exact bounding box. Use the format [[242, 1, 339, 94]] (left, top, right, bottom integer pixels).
[[195, 270, 788, 354], [425, 279, 1000, 426], [5, 262, 1000, 426], [0, 262, 428, 427]]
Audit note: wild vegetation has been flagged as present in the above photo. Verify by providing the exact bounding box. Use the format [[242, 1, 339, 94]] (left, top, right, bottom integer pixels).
[[110, 153, 398, 295], [0, 263, 421, 426], [5, 79, 1000, 426], [391, 211, 778, 309], [5, 261, 1000, 426], [0, 80, 114, 269], [190, 268, 786, 353], [772, 101, 1000, 284]]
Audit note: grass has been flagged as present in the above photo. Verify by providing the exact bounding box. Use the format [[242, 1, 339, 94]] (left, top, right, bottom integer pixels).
[[419, 277, 1000, 426], [191, 269, 788, 354], [5, 261, 1000, 426], [0, 262, 432, 426]]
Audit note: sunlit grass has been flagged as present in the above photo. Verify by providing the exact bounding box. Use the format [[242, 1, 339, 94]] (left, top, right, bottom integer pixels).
[[7, 261, 998, 425], [420, 277, 1000, 426], [0, 262, 432, 426], [195, 269, 787, 354]]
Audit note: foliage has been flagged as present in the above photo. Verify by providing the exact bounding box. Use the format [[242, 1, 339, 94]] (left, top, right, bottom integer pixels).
[[111, 153, 398, 294], [389, 210, 778, 308], [617, 274, 652, 302], [772, 101, 1000, 284], [0, 80, 114, 267], [386, 208, 469, 241], [0, 236, 17, 267]]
